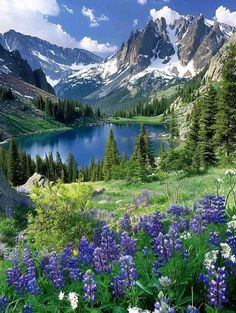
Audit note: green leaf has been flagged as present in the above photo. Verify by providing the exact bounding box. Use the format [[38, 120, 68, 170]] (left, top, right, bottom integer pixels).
[[112, 307, 127, 313], [136, 281, 153, 295]]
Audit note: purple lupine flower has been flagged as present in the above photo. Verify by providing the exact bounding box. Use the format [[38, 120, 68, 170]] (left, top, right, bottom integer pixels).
[[152, 230, 182, 263], [167, 205, 190, 218], [60, 243, 81, 281], [119, 255, 138, 287], [139, 212, 163, 238], [79, 237, 94, 265], [142, 246, 149, 256], [93, 221, 107, 247], [198, 273, 209, 286], [0, 296, 8, 312], [110, 275, 124, 298], [196, 195, 226, 225], [100, 225, 119, 262], [120, 232, 137, 256], [6, 264, 24, 295], [189, 214, 205, 234], [22, 305, 33, 313], [83, 270, 97, 304], [208, 231, 221, 247], [41, 253, 64, 288], [186, 305, 199, 313], [23, 245, 40, 295], [119, 213, 132, 232], [170, 217, 188, 233], [207, 267, 228, 308], [154, 295, 175, 313], [93, 247, 111, 273]]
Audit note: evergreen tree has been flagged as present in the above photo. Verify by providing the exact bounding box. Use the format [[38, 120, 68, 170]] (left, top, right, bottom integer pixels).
[[67, 153, 78, 182], [103, 129, 120, 181], [7, 138, 20, 185], [198, 85, 218, 169]]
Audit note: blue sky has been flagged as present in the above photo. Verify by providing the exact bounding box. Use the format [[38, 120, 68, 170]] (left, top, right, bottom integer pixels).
[[1, 0, 236, 56]]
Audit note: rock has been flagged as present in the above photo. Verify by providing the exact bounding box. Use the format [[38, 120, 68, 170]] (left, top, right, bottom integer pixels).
[[0, 170, 33, 211], [18, 173, 50, 193], [93, 188, 106, 197]]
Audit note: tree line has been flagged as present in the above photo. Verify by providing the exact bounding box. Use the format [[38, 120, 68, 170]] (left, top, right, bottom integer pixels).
[[34, 97, 101, 124], [160, 45, 236, 173]]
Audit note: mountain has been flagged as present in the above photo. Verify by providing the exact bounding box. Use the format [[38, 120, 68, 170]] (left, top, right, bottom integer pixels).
[[0, 43, 54, 95], [0, 30, 102, 87], [55, 9, 235, 113]]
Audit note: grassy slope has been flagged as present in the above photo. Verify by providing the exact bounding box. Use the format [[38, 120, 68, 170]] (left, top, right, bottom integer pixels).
[[0, 112, 68, 137], [107, 115, 164, 125], [84, 167, 235, 219]]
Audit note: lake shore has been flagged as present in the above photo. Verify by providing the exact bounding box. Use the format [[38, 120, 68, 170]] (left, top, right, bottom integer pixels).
[[106, 115, 164, 125]]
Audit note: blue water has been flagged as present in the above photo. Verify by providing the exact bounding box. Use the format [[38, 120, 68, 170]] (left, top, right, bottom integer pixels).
[[16, 124, 168, 167]]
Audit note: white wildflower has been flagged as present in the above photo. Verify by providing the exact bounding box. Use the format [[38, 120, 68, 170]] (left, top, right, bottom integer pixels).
[[224, 169, 236, 176], [180, 231, 191, 240], [215, 178, 223, 183], [227, 215, 236, 230], [58, 291, 64, 301], [159, 276, 171, 288], [220, 243, 235, 263], [128, 308, 150, 313], [68, 292, 78, 310], [204, 250, 219, 269]]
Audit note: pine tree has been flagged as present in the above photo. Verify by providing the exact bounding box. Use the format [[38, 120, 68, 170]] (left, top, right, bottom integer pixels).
[[67, 153, 78, 182], [185, 101, 202, 172], [198, 85, 218, 169], [7, 138, 20, 185], [103, 129, 120, 181]]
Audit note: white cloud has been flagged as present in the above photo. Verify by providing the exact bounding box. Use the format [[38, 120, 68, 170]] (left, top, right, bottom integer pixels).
[[133, 19, 138, 27], [0, 0, 115, 55], [137, 0, 147, 5], [62, 4, 73, 15], [215, 6, 236, 28], [78, 36, 117, 54], [81, 6, 109, 27], [150, 6, 181, 24]]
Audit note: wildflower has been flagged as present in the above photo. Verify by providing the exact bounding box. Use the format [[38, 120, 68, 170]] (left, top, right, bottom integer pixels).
[[220, 243, 236, 263], [79, 237, 94, 265], [119, 213, 132, 232], [139, 212, 163, 238], [227, 215, 236, 230], [0, 296, 8, 312], [68, 292, 78, 310], [128, 308, 150, 313], [58, 291, 65, 300], [167, 205, 190, 218], [119, 255, 138, 287], [215, 178, 223, 184], [204, 250, 219, 270], [224, 170, 236, 176], [208, 231, 221, 247], [83, 270, 97, 304], [93, 247, 110, 273], [41, 253, 65, 289], [100, 225, 119, 262], [180, 232, 191, 240], [154, 292, 175, 313], [110, 275, 124, 298], [207, 267, 228, 308], [159, 276, 171, 288], [120, 232, 137, 256], [186, 305, 199, 313], [22, 305, 33, 313]]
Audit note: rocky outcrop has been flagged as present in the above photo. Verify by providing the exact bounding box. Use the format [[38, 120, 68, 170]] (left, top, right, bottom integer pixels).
[[0, 44, 54, 94], [205, 32, 236, 81], [0, 170, 33, 211], [17, 173, 50, 194]]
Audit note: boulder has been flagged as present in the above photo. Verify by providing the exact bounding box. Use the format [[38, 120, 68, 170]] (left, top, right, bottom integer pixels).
[[18, 173, 50, 193]]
